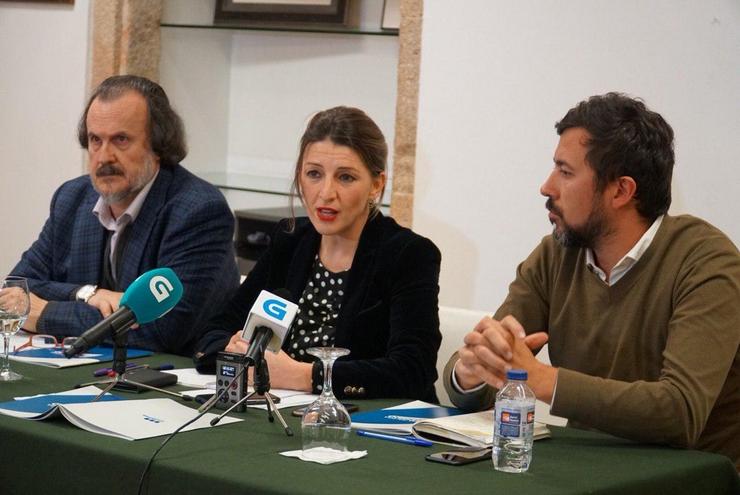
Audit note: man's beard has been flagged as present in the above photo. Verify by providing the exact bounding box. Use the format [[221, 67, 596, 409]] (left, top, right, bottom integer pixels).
[[94, 155, 156, 206], [546, 197, 608, 249]]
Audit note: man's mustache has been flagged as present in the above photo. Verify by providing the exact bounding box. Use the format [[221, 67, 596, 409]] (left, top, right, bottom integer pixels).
[[545, 198, 563, 218], [96, 163, 124, 177]]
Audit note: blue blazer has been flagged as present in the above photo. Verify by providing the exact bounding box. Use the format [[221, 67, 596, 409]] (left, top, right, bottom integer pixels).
[[194, 213, 442, 402], [12, 165, 240, 355]]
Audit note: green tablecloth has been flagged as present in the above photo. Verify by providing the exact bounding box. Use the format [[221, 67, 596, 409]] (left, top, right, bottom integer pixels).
[[0, 355, 737, 495]]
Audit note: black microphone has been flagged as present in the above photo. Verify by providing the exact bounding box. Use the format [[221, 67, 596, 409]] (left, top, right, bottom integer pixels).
[[241, 288, 297, 364], [64, 308, 137, 358], [244, 326, 272, 365], [64, 268, 183, 358]]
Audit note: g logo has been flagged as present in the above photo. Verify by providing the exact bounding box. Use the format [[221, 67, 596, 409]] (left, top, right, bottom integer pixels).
[[263, 299, 287, 320], [150, 275, 174, 303]]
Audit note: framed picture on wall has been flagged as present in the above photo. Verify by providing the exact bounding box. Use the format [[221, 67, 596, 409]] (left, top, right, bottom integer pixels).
[[215, 0, 348, 26], [381, 0, 400, 31], [0, 0, 73, 3]]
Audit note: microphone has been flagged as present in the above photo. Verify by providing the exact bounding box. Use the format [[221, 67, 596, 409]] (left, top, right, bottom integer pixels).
[[64, 268, 184, 358], [241, 289, 298, 365]]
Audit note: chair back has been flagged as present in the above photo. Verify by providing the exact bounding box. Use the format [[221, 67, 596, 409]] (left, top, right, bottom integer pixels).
[[436, 305, 489, 406]]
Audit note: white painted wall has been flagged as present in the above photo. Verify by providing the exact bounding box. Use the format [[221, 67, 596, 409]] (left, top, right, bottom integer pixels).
[[414, 0, 740, 310], [225, 30, 398, 185], [159, 25, 232, 176], [160, 0, 399, 209], [0, 0, 90, 275]]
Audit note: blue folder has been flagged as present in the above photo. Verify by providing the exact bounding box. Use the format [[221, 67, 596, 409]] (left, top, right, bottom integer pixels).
[[351, 406, 464, 429], [0, 392, 121, 420], [13, 345, 152, 361]]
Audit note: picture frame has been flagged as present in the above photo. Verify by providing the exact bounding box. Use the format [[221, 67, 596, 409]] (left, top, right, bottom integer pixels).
[[214, 0, 349, 26], [0, 0, 73, 3], [381, 0, 400, 31]]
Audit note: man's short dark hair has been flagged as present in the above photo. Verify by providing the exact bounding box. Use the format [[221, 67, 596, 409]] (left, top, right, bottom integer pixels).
[[77, 75, 187, 167], [556, 93, 674, 221]]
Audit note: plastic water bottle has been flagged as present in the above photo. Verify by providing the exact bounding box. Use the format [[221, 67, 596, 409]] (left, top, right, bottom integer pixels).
[[493, 369, 536, 473]]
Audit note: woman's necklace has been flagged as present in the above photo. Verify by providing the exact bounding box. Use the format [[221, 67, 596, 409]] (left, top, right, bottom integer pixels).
[[319, 243, 354, 273]]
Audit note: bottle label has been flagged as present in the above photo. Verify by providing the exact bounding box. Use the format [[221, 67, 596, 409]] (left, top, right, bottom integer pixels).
[[496, 406, 534, 438]]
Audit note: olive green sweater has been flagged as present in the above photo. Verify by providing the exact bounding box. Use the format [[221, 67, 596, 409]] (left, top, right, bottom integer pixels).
[[444, 215, 740, 468]]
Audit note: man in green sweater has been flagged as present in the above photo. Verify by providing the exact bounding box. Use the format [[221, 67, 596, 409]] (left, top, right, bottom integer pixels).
[[444, 93, 740, 469]]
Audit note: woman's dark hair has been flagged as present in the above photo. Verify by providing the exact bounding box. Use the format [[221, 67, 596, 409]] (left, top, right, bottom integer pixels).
[[77, 75, 187, 167], [289, 106, 388, 226], [556, 92, 674, 221]]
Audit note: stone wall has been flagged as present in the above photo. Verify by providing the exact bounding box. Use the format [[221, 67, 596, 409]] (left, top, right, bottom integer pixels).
[[389, 0, 422, 227], [90, 0, 162, 89]]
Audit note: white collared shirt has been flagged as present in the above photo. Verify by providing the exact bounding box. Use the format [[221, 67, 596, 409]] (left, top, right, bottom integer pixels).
[[92, 171, 159, 279], [585, 215, 664, 285]]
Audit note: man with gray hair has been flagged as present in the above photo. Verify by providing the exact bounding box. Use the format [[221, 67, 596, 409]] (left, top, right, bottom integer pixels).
[[11, 75, 239, 355]]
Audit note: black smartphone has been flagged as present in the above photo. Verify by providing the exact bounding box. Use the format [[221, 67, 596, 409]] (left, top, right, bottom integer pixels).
[[111, 368, 178, 393], [425, 448, 492, 466], [291, 403, 358, 417]]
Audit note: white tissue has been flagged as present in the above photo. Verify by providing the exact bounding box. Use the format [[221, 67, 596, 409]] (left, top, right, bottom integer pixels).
[[280, 447, 368, 465]]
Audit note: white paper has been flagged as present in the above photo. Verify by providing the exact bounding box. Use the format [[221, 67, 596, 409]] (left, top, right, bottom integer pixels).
[[58, 398, 242, 440], [8, 352, 104, 368], [162, 368, 216, 389], [185, 388, 317, 410], [250, 389, 318, 410], [14, 385, 104, 401]]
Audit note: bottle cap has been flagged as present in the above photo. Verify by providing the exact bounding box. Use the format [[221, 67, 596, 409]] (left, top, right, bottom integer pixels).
[[506, 369, 527, 381]]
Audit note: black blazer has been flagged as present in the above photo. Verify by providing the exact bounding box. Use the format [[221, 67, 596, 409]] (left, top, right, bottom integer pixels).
[[194, 213, 442, 402]]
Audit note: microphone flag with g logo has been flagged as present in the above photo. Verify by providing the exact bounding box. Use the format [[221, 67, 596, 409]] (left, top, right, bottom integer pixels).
[[263, 298, 288, 320], [120, 268, 184, 324], [150, 275, 175, 303], [64, 268, 184, 358], [242, 289, 298, 354]]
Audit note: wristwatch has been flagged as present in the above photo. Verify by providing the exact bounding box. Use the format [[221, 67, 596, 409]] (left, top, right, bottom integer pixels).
[[75, 284, 98, 303]]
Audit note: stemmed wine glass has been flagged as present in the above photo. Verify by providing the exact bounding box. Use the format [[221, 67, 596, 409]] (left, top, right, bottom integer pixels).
[[301, 347, 351, 460], [0, 276, 30, 382]]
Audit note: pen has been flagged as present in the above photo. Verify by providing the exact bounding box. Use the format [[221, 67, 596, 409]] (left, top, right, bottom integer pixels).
[[356, 430, 434, 447], [93, 362, 137, 377], [125, 363, 175, 373]]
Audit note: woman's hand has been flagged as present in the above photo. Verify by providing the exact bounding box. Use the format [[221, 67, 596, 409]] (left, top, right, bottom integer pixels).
[[263, 349, 313, 392], [225, 331, 249, 354], [224, 331, 313, 392]]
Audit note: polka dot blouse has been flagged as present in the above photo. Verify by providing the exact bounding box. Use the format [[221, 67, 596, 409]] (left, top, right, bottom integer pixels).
[[285, 255, 349, 362]]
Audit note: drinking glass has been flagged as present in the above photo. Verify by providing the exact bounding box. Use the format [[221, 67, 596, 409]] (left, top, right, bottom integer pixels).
[[301, 347, 351, 459], [0, 276, 30, 382]]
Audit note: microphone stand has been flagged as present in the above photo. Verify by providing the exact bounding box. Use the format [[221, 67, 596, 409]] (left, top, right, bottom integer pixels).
[[209, 347, 293, 436], [75, 328, 191, 402]]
